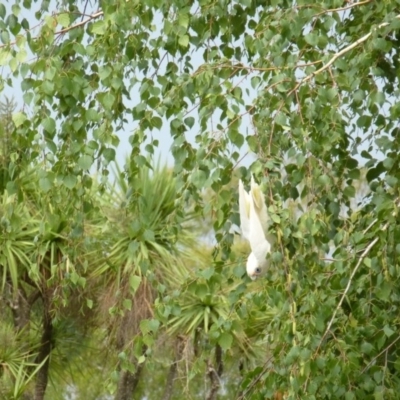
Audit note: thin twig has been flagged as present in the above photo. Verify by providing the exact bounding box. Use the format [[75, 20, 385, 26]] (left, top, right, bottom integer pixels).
[[319, 257, 351, 262], [237, 355, 274, 400], [232, 151, 250, 170], [81, 0, 90, 22], [150, 52, 168, 79], [363, 218, 379, 235]]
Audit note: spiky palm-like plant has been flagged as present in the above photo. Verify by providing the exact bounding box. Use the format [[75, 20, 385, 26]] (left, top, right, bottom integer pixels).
[[91, 161, 194, 400]]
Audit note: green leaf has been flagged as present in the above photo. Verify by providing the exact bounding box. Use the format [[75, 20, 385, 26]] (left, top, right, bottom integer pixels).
[[201, 267, 214, 280], [63, 175, 77, 189], [218, 332, 233, 351], [86, 109, 100, 122], [12, 112, 27, 127], [103, 148, 116, 162], [383, 325, 395, 338], [16, 49, 27, 62], [191, 169, 207, 189], [41, 117, 56, 134], [70, 271, 79, 284], [363, 258, 371, 268], [78, 155, 93, 170], [99, 65, 112, 80], [101, 92, 115, 110], [343, 186, 355, 198], [148, 319, 160, 333], [1, 31, 9, 44], [140, 319, 151, 335], [251, 76, 261, 89], [0, 4, 5, 19], [0, 49, 10, 65], [227, 129, 244, 148], [151, 116, 162, 130], [128, 241, 140, 255], [123, 299, 132, 310], [178, 34, 189, 47], [142, 229, 155, 242], [366, 162, 385, 182], [129, 275, 141, 293], [57, 13, 70, 28], [270, 213, 280, 224], [178, 13, 189, 29], [91, 20, 106, 35], [185, 116, 195, 128], [275, 112, 287, 126], [304, 33, 318, 46], [6, 181, 18, 195], [11, 4, 21, 16], [39, 177, 52, 192]]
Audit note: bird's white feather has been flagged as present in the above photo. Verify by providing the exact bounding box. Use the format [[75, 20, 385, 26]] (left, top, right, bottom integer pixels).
[[238, 176, 274, 279], [250, 175, 269, 230], [250, 175, 275, 246], [238, 179, 251, 240], [248, 193, 271, 267]]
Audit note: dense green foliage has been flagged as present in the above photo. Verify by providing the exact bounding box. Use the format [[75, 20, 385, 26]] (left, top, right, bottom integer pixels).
[[1, 0, 400, 399]]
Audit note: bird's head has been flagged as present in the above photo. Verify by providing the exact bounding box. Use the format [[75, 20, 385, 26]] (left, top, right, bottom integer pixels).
[[246, 252, 267, 280]]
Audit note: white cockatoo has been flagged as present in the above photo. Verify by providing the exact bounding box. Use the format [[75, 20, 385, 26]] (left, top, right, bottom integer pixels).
[[238, 176, 273, 280]]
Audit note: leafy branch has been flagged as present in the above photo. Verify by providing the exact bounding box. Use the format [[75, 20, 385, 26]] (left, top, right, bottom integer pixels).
[[289, 13, 400, 96], [315, 221, 390, 355], [0, 10, 103, 50], [313, 0, 373, 17], [360, 335, 400, 374]]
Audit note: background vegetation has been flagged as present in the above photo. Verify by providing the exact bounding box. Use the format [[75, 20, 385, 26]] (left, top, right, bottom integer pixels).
[[1, 0, 400, 399]]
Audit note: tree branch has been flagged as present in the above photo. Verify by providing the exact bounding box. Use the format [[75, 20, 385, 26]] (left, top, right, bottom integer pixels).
[[315, 221, 389, 354], [34, 289, 53, 400], [206, 344, 223, 400], [161, 336, 185, 400], [0, 10, 104, 50], [56, 10, 103, 35], [289, 14, 400, 96], [360, 335, 400, 374], [314, 0, 373, 17], [237, 355, 274, 400]]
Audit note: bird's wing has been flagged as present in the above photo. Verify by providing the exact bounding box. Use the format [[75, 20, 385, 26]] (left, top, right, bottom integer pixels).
[[238, 179, 251, 240], [250, 175, 276, 246], [248, 194, 271, 264], [250, 175, 270, 232]]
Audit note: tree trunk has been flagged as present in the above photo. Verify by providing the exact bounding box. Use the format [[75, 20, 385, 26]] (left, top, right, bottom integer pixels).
[[206, 344, 223, 400], [4, 281, 39, 331], [113, 280, 153, 400], [162, 336, 185, 400], [114, 357, 145, 400], [34, 290, 53, 400]]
